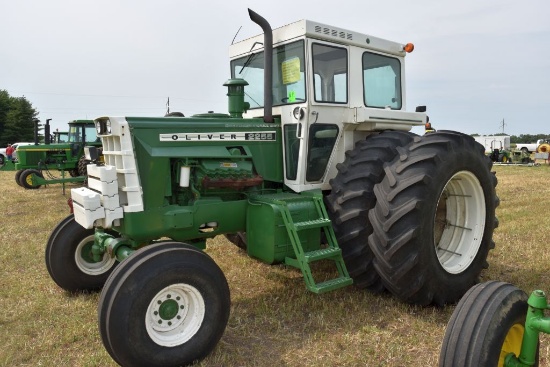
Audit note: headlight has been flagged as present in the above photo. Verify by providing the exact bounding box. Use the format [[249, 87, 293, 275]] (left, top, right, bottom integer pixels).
[[95, 119, 111, 135], [293, 106, 304, 120], [96, 121, 103, 134]]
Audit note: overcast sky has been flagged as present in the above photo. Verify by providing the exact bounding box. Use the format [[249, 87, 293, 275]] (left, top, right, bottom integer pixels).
[[1, 0, 549, 136]]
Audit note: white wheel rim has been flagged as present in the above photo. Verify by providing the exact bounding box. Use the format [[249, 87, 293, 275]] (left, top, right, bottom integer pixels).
[[74, 235, 117, 275], [434, 171, 486, 274], [145, 283, 205, 347]]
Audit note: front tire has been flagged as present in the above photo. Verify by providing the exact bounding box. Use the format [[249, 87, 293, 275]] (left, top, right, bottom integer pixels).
[[19, 169, 43, 189], [325, 131, 416, 291], [45, 214, 117, 292], [15, 169, 24, 186], [439, 281, 538, 367], [98, 242, 230, 367], [369, 131, 499, 305]]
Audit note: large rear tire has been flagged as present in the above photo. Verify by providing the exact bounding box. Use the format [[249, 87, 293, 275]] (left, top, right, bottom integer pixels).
[[77, 155, 89, 176], [45, 214, 118, 292], [369, 131, 499, 305], [325, 131, 416, 291], [439, 281, 538, 367], [98, 242, 230, 367]]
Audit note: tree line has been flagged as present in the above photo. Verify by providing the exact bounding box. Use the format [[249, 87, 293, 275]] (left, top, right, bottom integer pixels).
[[0, 89, 40, 147]]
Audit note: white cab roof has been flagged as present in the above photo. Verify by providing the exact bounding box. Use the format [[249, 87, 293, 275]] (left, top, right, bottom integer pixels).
[[229, 19, 407, 59]]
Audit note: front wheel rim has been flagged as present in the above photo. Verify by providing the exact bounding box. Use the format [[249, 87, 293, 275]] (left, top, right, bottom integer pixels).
[[434, 170, 486, 274], [75, 235, 116, 275], [25, 173, 34, 186], [499, 323, 524, 367], [145, 283, 205, 347]]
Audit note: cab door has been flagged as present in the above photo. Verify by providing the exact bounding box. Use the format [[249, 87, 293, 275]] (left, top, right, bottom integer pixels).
[[283, 40, 349, 192]]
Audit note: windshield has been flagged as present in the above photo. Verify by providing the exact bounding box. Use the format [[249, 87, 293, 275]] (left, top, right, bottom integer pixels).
[[54, 132, 68, 143], [231, 40, 306, 108], [68, 125, 82, 143], [68, 124, 98, 143]]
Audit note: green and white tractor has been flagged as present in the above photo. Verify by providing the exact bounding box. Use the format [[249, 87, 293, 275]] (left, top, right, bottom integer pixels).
[[46, 9, 499, 366]]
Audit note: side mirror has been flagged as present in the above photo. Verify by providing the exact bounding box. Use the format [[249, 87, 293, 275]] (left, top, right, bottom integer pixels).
[[415, 105, 427, 113]]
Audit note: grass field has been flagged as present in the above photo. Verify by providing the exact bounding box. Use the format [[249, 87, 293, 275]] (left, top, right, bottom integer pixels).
[[1, 165, 549, 366]]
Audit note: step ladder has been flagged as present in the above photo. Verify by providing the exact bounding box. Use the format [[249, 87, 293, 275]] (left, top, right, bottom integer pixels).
[[254, 192, 353, 294]]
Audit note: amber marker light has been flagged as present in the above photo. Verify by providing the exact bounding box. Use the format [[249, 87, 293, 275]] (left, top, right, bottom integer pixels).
[[403, 43, 415, 53]]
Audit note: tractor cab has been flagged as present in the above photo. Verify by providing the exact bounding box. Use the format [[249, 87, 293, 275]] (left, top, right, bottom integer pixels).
[[67, 119, 99, 156], [52, 131, 68, 144], [229, 16, 427, 192]]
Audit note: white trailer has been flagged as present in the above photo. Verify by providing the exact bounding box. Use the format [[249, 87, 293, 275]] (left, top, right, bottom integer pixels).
[[474, 135, 510, 154]]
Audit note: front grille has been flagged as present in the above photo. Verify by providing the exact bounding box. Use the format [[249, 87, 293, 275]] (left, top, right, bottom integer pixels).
[[22, 151, 43, 166], [71, 117, 143, 230]]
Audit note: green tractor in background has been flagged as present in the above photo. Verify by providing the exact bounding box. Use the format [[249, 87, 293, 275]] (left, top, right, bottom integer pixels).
[[14, 119, 101, 189], [50, 130, 69, 144], [45, 9, 499, 366]]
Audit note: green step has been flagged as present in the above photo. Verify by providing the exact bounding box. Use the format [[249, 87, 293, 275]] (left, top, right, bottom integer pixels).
[[294, 218, 331, 231], [308, 276, 353, 294], [303, 247, 342, 263], [258, 190, 353, 294]]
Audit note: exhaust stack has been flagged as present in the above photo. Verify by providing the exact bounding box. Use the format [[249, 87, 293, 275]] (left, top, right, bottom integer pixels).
[[45, 119, 52, 144], [248, 9, 273, 123]]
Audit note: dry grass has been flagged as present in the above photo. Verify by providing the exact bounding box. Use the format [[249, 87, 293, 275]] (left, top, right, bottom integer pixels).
[[1, 164, 549, 366]]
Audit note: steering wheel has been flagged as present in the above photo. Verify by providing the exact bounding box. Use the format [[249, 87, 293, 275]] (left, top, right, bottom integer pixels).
[[281, 97, 305, 103]]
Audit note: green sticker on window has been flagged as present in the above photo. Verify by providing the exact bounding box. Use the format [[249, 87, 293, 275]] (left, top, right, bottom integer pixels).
[[288, 90, 296, 102]]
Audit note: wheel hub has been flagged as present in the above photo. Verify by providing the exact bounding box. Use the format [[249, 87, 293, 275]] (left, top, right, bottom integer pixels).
[[434, 170, 486, 274], [149, 290, 189, 331], [74, 235, 117, 275], [80, 242, 96, 263], [154, 297, 185, 326], [145, 283, 205, 347]]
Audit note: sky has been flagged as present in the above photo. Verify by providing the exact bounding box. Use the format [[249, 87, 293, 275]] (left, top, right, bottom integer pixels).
[[1, 0, 549, 136]]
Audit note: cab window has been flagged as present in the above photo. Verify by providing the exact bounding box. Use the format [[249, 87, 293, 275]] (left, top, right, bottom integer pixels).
[[312, 43, 348, 103], [231, 40, 306, 108], [363, 52, 402, 109], [306, 124, 339, 181]]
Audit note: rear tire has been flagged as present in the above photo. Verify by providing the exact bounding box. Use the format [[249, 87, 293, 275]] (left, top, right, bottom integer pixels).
[[369, 131, 499, 305], [77, 155, 89, 176], [439, 281, 538, 367], [98, 242, 230, 367], [325, 131, 416, 291]]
